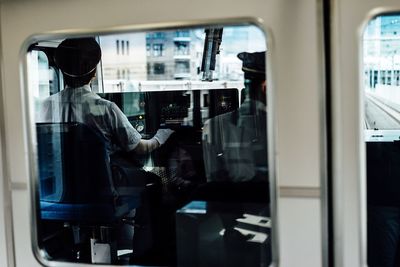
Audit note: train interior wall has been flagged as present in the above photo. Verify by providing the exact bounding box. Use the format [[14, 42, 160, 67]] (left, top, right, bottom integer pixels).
[[0, 0, 324, 266]]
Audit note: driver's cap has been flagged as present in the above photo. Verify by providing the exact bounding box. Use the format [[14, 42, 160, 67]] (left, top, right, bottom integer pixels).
[[54, 37, 101, 77]]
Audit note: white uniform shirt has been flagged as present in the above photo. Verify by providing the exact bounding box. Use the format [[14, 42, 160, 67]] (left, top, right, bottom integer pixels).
[[38, 85, 142, 154], [202, 99, 268, 182]]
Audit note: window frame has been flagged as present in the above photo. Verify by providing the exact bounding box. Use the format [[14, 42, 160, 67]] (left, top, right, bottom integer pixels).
[[21, 18, 277, 267]]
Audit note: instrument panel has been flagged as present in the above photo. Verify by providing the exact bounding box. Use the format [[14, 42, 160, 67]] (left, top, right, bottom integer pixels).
[[99, 88, 239, 134]]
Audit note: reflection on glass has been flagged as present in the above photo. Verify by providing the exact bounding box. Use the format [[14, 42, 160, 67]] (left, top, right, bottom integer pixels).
[[364, 14, 400, 267], [28, 24, 269, 266]]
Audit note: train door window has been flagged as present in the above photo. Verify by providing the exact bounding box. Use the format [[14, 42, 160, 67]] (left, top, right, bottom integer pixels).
[[363, 13, 400, 266], [27, 23, 271, 266]]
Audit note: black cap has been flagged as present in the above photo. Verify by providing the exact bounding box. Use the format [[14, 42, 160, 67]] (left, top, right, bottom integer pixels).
[[54, 37, 101, 77], [237, 51, 266, 80]]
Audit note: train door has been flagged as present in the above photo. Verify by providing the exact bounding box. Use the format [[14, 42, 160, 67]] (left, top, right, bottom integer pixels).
[[0, 0, 327, 266], [331, 0, 400, 266]]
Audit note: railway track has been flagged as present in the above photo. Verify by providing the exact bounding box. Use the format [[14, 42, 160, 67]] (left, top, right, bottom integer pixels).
[[365, 93, 400, 129]]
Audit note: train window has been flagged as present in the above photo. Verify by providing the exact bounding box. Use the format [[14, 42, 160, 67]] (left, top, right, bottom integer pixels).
[[27, 24, 270, 266], [363, 13, 400, 266], [27, 50, 60, 120]]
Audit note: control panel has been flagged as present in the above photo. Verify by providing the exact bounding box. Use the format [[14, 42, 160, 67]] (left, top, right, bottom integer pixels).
[[99, 88, 239, 133]]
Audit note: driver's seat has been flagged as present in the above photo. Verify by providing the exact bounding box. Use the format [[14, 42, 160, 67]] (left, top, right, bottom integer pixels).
[[36, 122, 141, 263]]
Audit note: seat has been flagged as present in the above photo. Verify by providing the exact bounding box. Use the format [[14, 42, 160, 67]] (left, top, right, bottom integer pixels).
[[36, 122, 142, 263]]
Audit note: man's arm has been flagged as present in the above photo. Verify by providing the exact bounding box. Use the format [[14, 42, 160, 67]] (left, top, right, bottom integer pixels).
[[109, 102, 173, 154], [133, 128, 174, 154], [134, 138, 159, 154]]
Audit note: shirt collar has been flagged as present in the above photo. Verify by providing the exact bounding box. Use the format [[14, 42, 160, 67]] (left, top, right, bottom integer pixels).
[[65, 84, 92, 92]]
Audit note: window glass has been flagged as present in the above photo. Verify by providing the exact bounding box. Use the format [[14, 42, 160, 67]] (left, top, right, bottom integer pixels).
[[364, 15, 400, 129], [363, 14, 400, 266], [27, 50, 59, 121], [28, 24, 270, 266], [153, 63, 165, 74]]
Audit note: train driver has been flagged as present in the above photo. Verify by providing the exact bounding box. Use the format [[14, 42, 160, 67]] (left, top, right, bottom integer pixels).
[[38, 37, 174, 156], [202, 51, 268, 186], [199, 51, 270, 266]]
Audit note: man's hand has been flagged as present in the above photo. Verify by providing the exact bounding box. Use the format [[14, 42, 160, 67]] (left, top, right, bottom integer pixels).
[[153, 129, 175, 146]]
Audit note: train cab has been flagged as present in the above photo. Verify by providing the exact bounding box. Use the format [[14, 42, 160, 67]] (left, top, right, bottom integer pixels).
[[25, 25, 271, 266]]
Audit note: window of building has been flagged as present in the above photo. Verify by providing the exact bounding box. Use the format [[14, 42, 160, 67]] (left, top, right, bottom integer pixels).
[[146, 43, 151, 56], [116, 39, 120, 55], [175, 30, 190, 37], [395, 70, 400, 86], [154, 32, 165, 38], [153, 43, 164, 57], [380, 70, 386, 84], [147, 63, 151, 75], [153, 63, 165, 74], [175, 42, 189, 55], [146, 32, 165, 39], [175, 60, 190, 73], [203, 93, 209, 107]]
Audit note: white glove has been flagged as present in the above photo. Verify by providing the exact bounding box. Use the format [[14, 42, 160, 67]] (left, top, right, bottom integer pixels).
[[153, 128, 174, 146]]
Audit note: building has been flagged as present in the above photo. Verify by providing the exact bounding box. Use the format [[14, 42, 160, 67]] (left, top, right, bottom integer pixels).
[[146, 29, 203, 81], [364, 16, 400, 89], [99, 33, 147, 92]]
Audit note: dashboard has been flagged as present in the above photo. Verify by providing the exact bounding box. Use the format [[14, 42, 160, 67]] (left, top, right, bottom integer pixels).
[[99, 88, 239, 135]]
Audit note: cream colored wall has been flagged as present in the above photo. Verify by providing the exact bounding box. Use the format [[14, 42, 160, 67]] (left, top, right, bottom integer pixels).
[[0, 0, 324, 266]]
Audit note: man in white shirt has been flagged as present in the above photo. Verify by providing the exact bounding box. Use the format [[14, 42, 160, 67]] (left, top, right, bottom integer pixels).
[[39, 37, 173, 155], [38, 37, 176, 263]]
